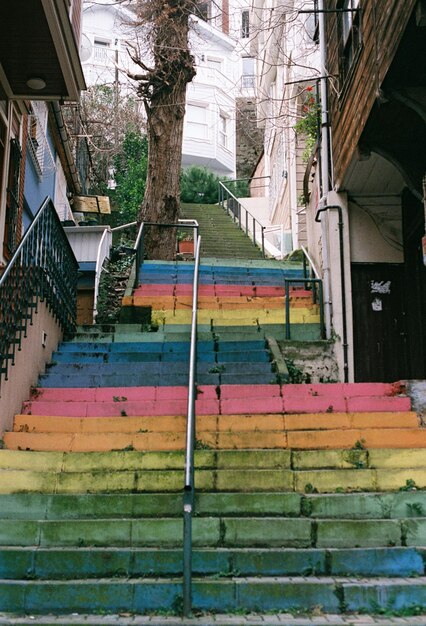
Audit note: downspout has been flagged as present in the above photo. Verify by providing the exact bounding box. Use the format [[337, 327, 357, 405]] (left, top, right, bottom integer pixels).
[[315, 204, 349, 383], [51, 102, 82, 195], [317, 0, 333, 340]]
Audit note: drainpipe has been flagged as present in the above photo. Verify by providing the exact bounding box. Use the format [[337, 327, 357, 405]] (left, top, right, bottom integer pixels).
[[51, 102, 82, 195], [315, 204, 349, 383], [316, 0, 334, 341]]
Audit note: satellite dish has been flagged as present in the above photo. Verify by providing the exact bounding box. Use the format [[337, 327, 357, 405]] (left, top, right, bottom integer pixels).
[[80, 34, 93, 63]]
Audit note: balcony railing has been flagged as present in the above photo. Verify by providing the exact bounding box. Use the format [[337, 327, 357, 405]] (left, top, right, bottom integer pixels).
[[0, 197, 78, 383]]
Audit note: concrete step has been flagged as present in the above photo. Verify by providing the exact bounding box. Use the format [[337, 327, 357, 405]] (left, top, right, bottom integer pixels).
[[1, 490, 425, 519], [3, 575, 424, 613], [5, 427, 426, 452], [0, 457, 425, 492], [0, 546, 424, 579], [12, 411, 419, 435]]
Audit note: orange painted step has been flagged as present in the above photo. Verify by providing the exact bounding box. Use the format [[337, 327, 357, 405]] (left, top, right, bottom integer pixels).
[[287, 428, 426, 449], [3, 431, 186, 452], [3, 429, 288, 452], [284, 411, 419, 430], [13, 412, 419, 435]]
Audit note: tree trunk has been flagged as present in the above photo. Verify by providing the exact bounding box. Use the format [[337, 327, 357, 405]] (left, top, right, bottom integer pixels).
[[136, 0, 196, 260], [140, 88, 186, 259]]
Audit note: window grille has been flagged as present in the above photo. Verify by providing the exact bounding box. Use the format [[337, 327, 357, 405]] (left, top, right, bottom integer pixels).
[[27, 114, 56, 179]]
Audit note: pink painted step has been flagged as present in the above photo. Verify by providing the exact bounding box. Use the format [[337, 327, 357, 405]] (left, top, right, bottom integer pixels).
[[22, 398, 219, 417], [27, 386, 217, 403], [220, 385, 281, 399]]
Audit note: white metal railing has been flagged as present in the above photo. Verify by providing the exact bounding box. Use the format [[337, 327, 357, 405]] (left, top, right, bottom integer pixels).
[[27, 114, 56, 179], [93, 228, 113, 323]]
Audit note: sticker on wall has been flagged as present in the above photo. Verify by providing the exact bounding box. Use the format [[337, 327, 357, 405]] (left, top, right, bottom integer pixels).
[[371, 281, 391, 294], [371, 298, 383, 312]]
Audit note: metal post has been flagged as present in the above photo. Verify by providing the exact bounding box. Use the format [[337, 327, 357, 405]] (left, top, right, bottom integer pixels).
[[183, 236, 201, 617], [319, 280, 325, 339], [261, 227, 265, 258], [285, 279, 291, 339]]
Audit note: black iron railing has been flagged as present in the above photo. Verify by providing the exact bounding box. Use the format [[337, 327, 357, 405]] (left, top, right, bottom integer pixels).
[[0, 197, 78, 382], [218, 179, 270, 257], [132, 221, 198, 289]]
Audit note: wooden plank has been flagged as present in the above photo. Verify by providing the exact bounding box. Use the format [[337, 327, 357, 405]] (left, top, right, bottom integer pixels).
[[73, 196, 111, 214], [326, 0, 417, 182]]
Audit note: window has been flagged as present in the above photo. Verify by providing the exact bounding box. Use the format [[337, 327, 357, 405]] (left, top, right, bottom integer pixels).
[[242, 56, 255, 89], [219, 113, 228, 148], [241, 10, 250, 38], [94, 38, 111, 63], [337, 0, 361, 83], [4, 138, 22, 257], [205, 57, 222, 79], [27, 102, 55, 179], [186, 104, 208, 140], [195, 1, 211, 22]]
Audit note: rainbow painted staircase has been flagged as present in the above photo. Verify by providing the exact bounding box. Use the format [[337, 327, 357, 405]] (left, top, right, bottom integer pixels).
[[0, 258, 425, 621]]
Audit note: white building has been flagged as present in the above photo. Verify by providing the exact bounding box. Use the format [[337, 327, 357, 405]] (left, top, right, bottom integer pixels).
[[80, 0, 239, 177], [249, 0, 319, 256]]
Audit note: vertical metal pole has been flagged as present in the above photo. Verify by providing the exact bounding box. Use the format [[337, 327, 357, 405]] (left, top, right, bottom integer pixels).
[[261, 227, 265, 258], [319, 280, 325, 339], [245, 211, 248, 235], [253, 218, 256, 245], [285, 280, 291, 340], [183, 236, 201, 617]]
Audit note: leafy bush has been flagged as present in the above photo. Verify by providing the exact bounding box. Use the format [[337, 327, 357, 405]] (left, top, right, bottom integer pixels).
[[109, 130, 148, 226], [180, 166, 220, 203]]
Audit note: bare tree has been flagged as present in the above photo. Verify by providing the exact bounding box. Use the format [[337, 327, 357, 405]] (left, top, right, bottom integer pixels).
[[128, 0, 196, 259]]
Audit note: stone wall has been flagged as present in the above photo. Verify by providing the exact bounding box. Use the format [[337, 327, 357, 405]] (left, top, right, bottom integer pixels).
[[235, 97, 264, 180], [278, 340, 339, 384]]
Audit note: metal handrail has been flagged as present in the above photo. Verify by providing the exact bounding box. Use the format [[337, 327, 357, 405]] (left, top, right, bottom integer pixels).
[[301, 245, 321, 281], [92, 228, 111, 323], [110, 221, 137, 232], [132, 221, 199, 289], [285, 277, 325, 340], [218, 180, 266, 257], [183, 234, 201, 617], [129, 218, 202, 616], [0, 196, 78, 382]]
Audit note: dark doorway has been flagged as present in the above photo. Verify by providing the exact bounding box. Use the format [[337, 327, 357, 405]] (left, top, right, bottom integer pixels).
[[351, 189, 426, 383], [351, 263, 408, 382]]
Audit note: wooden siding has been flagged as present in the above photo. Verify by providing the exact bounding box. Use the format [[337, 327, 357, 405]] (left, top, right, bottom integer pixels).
[[326, 0, 417, 186]]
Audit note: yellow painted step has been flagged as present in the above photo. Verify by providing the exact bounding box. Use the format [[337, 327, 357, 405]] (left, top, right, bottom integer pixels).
[[152, 308, 320, 325]]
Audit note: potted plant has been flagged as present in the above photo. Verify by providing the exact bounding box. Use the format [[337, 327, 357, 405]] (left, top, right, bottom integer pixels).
[[177, 231, 194, 254]]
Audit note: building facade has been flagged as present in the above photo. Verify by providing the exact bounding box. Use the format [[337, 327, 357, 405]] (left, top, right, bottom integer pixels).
[[305, 0, 426, 382], [0, 0, 86, 265]]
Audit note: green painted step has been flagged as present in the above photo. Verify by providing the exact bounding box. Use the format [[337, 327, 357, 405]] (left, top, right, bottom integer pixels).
[[1, 490, 426, 520], [180, 203, 264, 260]]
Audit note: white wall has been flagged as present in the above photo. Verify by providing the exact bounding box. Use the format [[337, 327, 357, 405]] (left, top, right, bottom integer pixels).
[[0, 302, 62, 434], [349, 201, 403, 263]]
